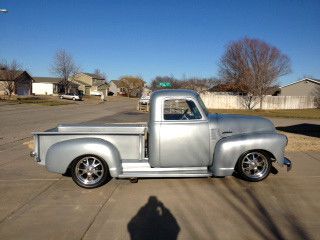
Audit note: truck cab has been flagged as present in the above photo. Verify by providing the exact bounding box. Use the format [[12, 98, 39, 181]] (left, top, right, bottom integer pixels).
[[148, 90, 211, 168]]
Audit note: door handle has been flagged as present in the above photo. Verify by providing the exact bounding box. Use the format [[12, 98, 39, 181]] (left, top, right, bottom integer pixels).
[[222, 131, 233, 134]]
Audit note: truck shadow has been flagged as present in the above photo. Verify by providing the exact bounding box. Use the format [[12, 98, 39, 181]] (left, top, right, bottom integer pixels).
[[127, 196, 180, 240], [276, 123, 320, 138]]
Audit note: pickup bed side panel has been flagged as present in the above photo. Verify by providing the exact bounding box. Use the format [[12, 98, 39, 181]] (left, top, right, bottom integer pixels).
[[210, 132, 287, 176], [46, 138, 122, 177]]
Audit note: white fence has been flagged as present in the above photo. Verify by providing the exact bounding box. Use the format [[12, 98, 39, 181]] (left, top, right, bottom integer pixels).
[[200, 93, 316, 109]]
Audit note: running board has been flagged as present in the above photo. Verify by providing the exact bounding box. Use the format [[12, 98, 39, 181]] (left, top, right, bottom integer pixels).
[[119, 161, 213, 178], [118, 172, 212, 178]]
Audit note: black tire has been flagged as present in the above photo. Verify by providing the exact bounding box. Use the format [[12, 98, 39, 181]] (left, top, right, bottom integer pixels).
[[71, 155, 110, 188], [72, 97, 76, 101], [236, 150, 272, 182]]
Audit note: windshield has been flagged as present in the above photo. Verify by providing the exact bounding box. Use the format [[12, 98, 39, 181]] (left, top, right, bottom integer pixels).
[[197, 96, 209, 116]]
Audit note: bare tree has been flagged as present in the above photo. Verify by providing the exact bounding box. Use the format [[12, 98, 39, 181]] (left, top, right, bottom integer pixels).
[[51, 49, 79, 94], [0, 60, 22, 97], [179, 77, 217, 91], [94, 68, 107, 81], [219, 37, 291, 109], [118, 76, 145, 97]]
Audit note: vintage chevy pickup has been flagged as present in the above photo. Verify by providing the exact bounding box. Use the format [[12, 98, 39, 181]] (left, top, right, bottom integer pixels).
[[31, 89, 291, 188]]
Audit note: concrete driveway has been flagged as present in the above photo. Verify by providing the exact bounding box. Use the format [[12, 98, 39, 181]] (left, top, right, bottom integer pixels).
[[0, 102, 319, 240]]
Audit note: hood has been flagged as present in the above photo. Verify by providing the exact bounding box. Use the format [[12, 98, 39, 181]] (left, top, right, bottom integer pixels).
[[208, 114, 275, 135]]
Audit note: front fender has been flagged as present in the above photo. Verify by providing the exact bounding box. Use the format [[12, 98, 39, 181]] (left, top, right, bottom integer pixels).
[[45, 138, 122, 177], [210, 132, 287, 176]]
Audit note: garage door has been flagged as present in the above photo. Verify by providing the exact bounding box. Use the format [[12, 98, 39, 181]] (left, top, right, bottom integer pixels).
[[16, 84, 30, 96]]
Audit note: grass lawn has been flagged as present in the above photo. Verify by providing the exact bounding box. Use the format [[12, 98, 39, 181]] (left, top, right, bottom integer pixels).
[[209, 109, 320, 119], [0, 96, 74, 106]]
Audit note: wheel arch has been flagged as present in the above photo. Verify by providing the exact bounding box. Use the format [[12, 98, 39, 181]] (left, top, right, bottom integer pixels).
[[67, 153, 109, 173], [236, 149, 276, 166], [45, 138, 122, 177], [210, 132, 287, 177]]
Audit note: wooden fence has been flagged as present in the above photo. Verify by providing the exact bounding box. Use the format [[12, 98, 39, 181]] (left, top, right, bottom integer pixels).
[[200, 93, 316, 110]]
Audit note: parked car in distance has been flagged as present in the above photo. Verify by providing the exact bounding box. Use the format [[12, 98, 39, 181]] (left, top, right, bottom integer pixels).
[[139, 95, 150, 104], [90, 91, 102, 96], [60, 93, 82, 101]]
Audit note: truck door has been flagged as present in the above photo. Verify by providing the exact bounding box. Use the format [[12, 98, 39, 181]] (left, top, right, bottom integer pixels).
[[159, 98, 210, 167]]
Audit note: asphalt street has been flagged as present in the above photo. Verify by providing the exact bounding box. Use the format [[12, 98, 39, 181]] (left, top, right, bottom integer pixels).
[[0, 99, 319, 240]]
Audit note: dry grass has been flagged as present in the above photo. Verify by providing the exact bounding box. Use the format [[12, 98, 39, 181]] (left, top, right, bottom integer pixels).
[[209, 109, 320, 119], [0, 96, 73, 106], [278, 131, 320, 152]]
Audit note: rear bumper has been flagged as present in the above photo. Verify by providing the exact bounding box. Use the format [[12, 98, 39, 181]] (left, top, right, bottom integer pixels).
[[283, 157, 292, 171]]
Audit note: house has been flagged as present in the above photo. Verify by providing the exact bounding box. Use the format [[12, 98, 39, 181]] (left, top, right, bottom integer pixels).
[[32, 77, 79, 95], [0, 69, 33, 96], [280, 78, 320, 96], [109, 80, 125, 96], [32, 77, 62, 95], [72, 72, 108, 96], [116, 77, 145, 97]]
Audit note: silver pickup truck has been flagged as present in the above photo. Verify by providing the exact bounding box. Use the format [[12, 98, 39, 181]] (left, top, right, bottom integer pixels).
[[31, 89, 291, 188]]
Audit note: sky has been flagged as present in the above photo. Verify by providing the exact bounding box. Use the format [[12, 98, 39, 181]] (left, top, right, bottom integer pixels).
[[0, 0, 319, 85]]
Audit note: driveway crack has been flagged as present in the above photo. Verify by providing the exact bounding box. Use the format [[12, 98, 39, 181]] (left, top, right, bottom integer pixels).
[[80, 181, 121, 240], [0, 177, 61, 226]]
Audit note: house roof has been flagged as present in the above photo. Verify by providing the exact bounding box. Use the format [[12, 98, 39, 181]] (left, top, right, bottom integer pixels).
[[33, 77, 63, 84], [280, 78, 320, 88], [82, 72, 105, 80], [0, 69, 25, 81], [72, 79, 91, 87], [110, 80, 120, 86]]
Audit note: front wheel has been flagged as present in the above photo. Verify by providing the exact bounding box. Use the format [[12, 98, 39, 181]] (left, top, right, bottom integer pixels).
[[71, 155, 110, 188], [236, 151, 271, 182]]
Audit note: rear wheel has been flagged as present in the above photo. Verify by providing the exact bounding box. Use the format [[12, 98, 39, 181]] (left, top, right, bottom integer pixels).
[[236, 151, 271, 182], [71, 155, 109, 188]]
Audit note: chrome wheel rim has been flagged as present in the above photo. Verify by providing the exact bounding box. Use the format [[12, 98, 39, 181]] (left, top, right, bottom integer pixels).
[[75, 156, 104, 185], [241, 152, 268, 179]]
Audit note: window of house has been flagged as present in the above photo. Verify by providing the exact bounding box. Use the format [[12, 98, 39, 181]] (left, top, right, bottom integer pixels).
[[163, 99, 202, 120]]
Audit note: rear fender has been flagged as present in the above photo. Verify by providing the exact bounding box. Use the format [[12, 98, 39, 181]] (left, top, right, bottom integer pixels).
[[45, 138, 122, 177], [210, 132, 287, 176]]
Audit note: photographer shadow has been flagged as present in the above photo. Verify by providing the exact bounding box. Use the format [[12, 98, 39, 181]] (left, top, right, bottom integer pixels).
[[128, 196, 180, 240]]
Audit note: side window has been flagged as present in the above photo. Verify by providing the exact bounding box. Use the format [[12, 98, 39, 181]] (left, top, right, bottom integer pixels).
[[163, 99, 202, 120]]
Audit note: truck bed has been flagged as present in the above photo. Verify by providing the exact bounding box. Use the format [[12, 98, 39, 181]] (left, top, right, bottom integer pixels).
[[33, 123, 148, 165]]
